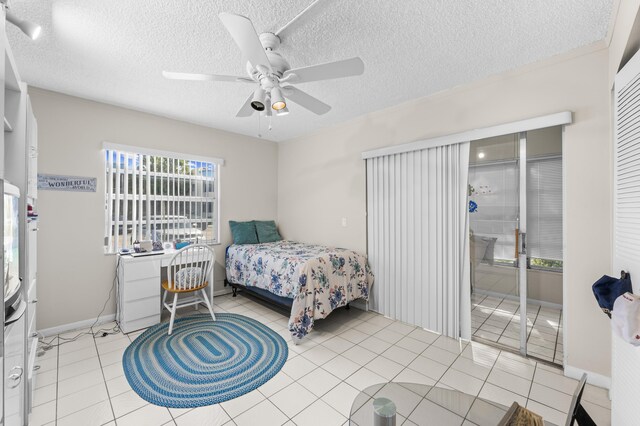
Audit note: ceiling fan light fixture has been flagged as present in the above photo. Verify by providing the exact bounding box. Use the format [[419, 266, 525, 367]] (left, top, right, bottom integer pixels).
[[250, 88, 266, 111], [270, 87, 286, 111], [261, 98, 272, 117], [6, 9, 41, 40]]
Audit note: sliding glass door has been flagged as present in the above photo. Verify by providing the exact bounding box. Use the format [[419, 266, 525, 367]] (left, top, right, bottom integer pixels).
[[469, 128, 563, 364]]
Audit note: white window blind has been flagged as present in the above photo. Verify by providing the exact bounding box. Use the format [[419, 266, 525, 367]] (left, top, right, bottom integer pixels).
[[526, 157, 562, 262], [104, 146, 219, 253]]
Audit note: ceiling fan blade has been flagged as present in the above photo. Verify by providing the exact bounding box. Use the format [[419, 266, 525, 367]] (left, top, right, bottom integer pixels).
[[236, 92, 256, 117], [282, 86, 331, 115], [275, 0, 329, 41], [219, 13, 272, 73], [282, 57, 364, 84], [162, 71, 254, 83]]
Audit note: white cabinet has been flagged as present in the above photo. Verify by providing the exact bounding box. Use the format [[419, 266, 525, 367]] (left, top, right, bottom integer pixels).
[[0, 8, 38, 425], [116, 251, 214, 334], [25, 219, 37, 413], [26, 99, 36, 199], [117, 256, 162, 333], [4, 315, 25, 426], [3, 72, 38, 426]]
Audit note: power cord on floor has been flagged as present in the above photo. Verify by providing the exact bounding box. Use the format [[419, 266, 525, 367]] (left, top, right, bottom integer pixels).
[[38, 256, 123, 352]]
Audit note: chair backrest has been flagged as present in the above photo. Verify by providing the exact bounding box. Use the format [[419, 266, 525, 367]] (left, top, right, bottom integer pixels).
[[166, 244, 215, 291], [565, 373, 589, 426]]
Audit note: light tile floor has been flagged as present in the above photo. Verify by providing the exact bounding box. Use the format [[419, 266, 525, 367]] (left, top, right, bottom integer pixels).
[[471, 292, 563, 364], [31, 293, 607, 426]]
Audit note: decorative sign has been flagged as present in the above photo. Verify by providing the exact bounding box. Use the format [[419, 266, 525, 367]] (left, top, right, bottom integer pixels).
[[37, 174, 97, 192]]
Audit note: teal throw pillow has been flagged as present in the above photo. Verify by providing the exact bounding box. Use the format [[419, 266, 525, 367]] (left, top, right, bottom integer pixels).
[[229, 221, 258, 245], [255, 220, 282, 243]]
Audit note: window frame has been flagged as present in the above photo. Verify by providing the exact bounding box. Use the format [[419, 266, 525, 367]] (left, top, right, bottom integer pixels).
[[103, 142, 223, 254]]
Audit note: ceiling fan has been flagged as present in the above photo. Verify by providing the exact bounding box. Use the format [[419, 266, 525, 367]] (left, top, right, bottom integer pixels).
[[162, 0, 364, 118]]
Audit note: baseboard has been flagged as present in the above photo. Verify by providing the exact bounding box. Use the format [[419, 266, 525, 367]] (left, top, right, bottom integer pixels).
[[564, 364, 612, 390], [39, 314, 117, 338], [214, 288, 233, 297], [39, 288, 233, 337]]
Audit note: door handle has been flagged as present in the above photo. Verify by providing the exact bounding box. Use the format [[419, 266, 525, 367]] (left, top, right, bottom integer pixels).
[[519, 232, 527, 255]]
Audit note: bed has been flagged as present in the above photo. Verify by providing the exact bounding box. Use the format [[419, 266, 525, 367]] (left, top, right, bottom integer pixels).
[[225, 240, 374, 340]]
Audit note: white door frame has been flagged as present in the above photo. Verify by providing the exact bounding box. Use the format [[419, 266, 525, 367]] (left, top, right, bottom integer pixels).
[[518, 132, 528, 356]]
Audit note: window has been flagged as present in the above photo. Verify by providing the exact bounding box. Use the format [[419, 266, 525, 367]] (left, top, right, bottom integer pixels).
[[527, 156, 562, 270], [468, 161, 519, 265], [104, 144, 221, 253]]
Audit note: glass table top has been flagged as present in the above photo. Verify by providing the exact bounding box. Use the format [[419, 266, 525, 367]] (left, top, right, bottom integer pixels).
[[349, 382, 558, 426]]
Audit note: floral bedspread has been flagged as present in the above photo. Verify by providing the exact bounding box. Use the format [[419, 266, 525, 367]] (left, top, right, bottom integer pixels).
[[225, 241, 374, 339]]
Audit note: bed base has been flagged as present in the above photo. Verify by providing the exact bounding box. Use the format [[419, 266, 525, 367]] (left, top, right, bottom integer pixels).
[[225, 279, 294, 311], [224, 276, 351, 331], [224, 278, 349, 310]]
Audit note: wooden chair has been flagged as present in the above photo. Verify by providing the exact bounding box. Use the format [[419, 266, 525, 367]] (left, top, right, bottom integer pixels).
[[162, 244, 216, 335], [565, 373, 596, 426], [497, 401, 544, 426]]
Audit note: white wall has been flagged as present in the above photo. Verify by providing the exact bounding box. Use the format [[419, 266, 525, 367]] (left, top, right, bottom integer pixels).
[[278, 48, 612, 379], [31, 88, 278, 330], [609, 0, 640, 84]]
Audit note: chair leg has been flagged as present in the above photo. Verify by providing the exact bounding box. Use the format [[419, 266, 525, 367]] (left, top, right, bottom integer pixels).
[[201, 289, 216, 321], [162, 289, 168, 306], [168, 293, 178, 335]]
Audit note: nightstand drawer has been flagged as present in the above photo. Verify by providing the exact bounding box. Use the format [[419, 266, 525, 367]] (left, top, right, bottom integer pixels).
[[124, 297, 160, 321], [123, 277, 159, 302], [123, 259, 161, 281]]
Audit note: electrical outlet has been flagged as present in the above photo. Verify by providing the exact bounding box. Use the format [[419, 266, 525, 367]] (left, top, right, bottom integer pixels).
[[341, 217, 348, 227]]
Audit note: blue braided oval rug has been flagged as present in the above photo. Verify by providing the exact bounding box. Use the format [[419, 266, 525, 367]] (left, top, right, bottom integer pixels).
[[122, 313, 288, 408]]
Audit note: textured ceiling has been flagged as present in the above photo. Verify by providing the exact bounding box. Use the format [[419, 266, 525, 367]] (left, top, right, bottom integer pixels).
[[7, 0, 613, 142]]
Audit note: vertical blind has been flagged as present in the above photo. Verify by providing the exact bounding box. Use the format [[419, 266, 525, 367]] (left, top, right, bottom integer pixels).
[[104, 147, 219, 253], [527, 157, 562, 262], [366, 142, 471, 338]]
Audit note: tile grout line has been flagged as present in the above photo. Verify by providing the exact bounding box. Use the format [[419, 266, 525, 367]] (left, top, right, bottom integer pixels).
[[493, 300, 516, 346], [55, 336, 59, 426], [238, 296, 590, 423], [48, 296, 588, 426], [468, 344, 504, 422], [430, 338, 481, 421], [471, 294, 500, 341], [259, 298, 575, 424], [478, 293, 560, 365], [322, 308, 534, 421], [282, 313, 385, 422], [257, 386, 296, 424], [551, 310, 561, 363], [280, 311, 400, 422], [91, 326, 118, 425], [345, 319, 440, 424], [364, 328, 578, 423], [527, 362, 538, 406]]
